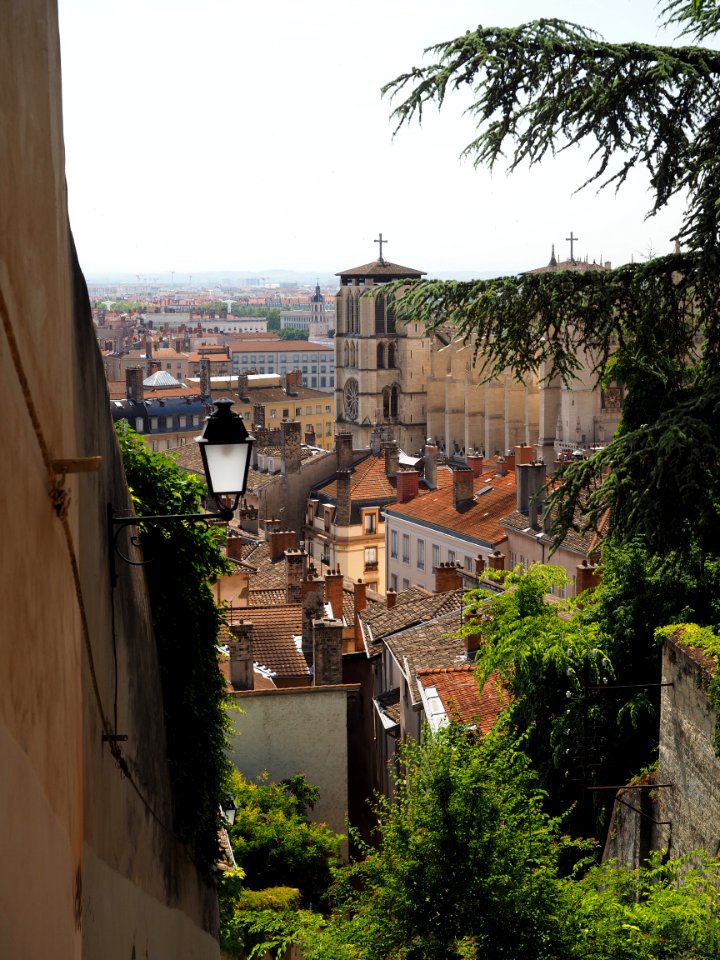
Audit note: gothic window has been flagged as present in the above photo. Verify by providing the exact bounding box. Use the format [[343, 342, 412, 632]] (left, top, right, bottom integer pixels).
[[343, 378, 359, 421], [377, 342, 385, 368], [343, 341, 349, 366], [387, 342, 396, 368], [348, 293, 359, 333], [386, 297, 396, 333], [382, 387, 390, 419], [375, 294, 385, 335], [390, 385, 399, 418]]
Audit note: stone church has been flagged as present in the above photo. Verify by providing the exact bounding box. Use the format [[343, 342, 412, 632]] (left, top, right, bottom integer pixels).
[[333, 240, 621, 464]]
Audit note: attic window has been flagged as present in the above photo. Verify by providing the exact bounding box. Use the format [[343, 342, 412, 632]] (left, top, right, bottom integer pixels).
[[476, 485, 493, 496]]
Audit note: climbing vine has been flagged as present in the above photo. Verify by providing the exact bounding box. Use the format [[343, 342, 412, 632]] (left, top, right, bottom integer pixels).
[[116, 422, 232, 876]]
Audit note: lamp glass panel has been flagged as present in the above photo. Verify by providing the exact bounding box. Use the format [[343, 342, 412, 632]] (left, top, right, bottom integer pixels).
[[203, 443, 249, 494]]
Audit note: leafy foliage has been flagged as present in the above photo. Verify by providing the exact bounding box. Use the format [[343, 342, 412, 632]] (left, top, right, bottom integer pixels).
[[116, 422, 231, 876], [300, 728, 720, 960], [225, 770, 342, 909]]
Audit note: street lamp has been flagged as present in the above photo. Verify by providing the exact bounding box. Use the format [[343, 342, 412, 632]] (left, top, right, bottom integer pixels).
[[109, 399, 254, 583]]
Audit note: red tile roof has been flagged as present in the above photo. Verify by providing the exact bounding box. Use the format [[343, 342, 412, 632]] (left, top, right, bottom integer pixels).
[[222, 605, 308, 680], [318, 453, 397, 501], [417, 666, 509, 733], [386, 465, 519, 548]]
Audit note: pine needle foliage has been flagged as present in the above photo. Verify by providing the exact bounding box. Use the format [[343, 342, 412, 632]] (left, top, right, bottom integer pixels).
[[382, 3, 720, 557]]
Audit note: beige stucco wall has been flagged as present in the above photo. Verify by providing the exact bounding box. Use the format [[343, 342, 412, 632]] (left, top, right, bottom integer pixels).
[[1, 4, 218, 956], [227, 686, 355, 845]]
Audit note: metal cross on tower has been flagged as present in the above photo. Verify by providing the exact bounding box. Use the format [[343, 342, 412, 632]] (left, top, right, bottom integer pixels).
[[374, 233, 388, 264], [566, 231, 579, 263]]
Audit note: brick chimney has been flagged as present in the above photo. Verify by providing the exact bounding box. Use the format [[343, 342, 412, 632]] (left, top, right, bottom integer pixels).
[[226, 530, 245, 561], [199, 357, 211, 396], [281, 419, 301, 476], [515, 443, 533, 466], [335, 469, 352, 527], [494, 455, 507, 476], [424, 440, 438, 490], [269, 529, 297, 562], [284, 371, 299, 395], [313, 618, 344, 686], [452, 466, 474, 510], [576, 559, 602, 595], [466, 451, 485, 477], [239, 500, 259, 535], [505, 450, 516, 472], [475, 555, 486, 577], [285, 547, 307, 603], [126, 367, 144, 404], [435, 562, 463, 593], [396, 467, 419, 503], [228, 621, 254, 690], [252, 402, 265, 431], [324, 567, 344, 620], [383, 440, 400, 478], [336, 432, 354, 471], [237, 372, 249, 400], [353, 579, 367, 651], [386, 589, 397, 609], [144, 336, 153, 359], [488, 550, 505, 572]]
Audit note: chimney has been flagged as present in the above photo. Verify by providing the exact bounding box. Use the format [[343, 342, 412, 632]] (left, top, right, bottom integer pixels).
[[228, 621, 254, 691], [424, 440, 438, 490], [386, 589, 397, 609], [226, 529, 245, 561], [264, 517, 282, 540], [239, 500, 259, 535], [144, 336, 153, 359], [324, 567, 344, 620], [383, 440, 400, 478], [516, 462, 546, 527], [126, 367, 144, 404], [488, 550, 505, 572], [494, 455, 507, 477], [252, 403, 265, 430], [466, 451, 485, 478], [353, 579, 367, 651], [396, 467, 419, 503], [452, 466, 474, 510], [174, 338, 183, 353], [269, 529, 297, 562], [304, 426, 316, 446], [301, 586, 325, 658], [435, 562, 463, 593], [576, 559, 602, 595], [475, 555, 486, 578], [515, 443, 533, 466], [285, 547, 307, 603], [464, 617, 483, 658], [237, 372, 249, 399], [335, 432, 354, 471], [335, 469, 352, 527], [281, 420, 302, 476], [284, 371, 299, 395], [313, 618, 344, 686], [199, 357, 211, 396], [505, 450, 516, 472]]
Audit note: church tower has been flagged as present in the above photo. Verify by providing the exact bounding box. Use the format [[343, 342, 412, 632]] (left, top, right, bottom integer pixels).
[[334, 237, 429, 452]]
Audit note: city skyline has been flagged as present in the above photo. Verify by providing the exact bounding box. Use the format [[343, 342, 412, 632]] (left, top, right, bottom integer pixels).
[[60, 0, 686, 277]]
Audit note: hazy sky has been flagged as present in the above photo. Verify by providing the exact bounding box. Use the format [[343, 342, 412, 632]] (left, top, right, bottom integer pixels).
[[58, 1, 688, 279]]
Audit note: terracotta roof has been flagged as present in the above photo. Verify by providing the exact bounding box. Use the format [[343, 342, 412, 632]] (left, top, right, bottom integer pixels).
[[385, 609, 468, 705], [359, 589, 464, 658], [223, 606, 308, 679], [500, 509, 599, 556], [417, 666, 509, 733], [385, 465, 517, 548], [317, 453, 397, 502], [375, 687, 401, 726], [336, 259, 426, 279]]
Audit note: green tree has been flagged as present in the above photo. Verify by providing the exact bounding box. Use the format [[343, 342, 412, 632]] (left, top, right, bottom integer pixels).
[[116, 423, 231, 875], [382, 3, 720, 564]]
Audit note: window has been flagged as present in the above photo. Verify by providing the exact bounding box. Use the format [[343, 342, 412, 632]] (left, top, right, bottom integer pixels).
[[270, 409, 277, 419], [135, 418, 144, 432], [192, 415, 200, 427], [325, 404, 331, 413], [364, 512, 377, 534], [324, 507, 332, 532], [283, 408, 289, 417], [165, 416, 174, 429], [465, 555, 473, 572], [402, 578, 410, 590], [390, 573, 398, 592], [402, 534, 410, 564], [390, 530, 398, 559], [432, 544, 440, 570], [364, 547, 378, 570], [306, 406, 312, 415], [316, 405, 322, 414], [417, 539, 425, 570], [295, 407, 302, 416], [448, 550, 456, 565]]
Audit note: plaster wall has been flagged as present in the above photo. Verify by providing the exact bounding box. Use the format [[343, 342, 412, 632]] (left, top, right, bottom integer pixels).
[[227, 686, 356, 844], [0, 4, 218, 955]]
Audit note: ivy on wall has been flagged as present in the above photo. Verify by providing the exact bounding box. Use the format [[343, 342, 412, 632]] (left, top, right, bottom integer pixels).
[[116, 423, 232, 876]]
